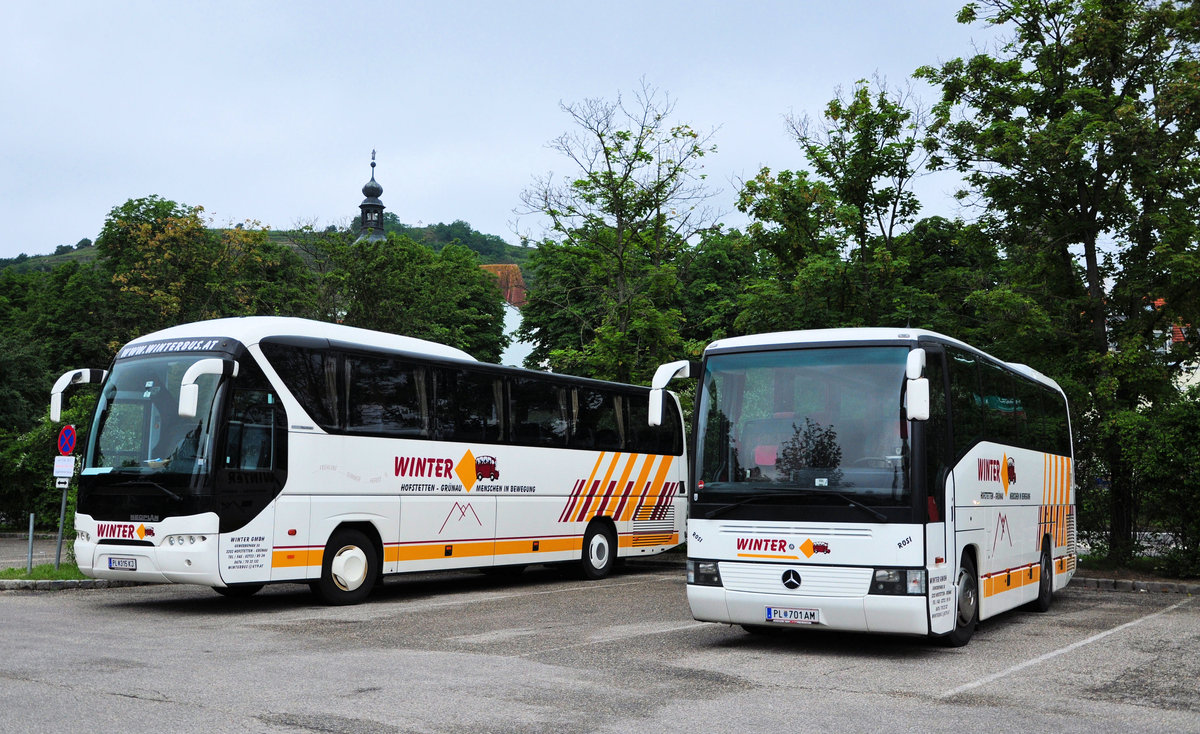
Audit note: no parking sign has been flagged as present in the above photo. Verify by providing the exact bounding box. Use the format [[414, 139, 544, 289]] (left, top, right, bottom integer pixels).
[[57, 424, 76, 455]]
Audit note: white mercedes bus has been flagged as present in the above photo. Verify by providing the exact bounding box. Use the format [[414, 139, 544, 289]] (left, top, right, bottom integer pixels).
[[53, 317, 686, 604], [651, 328, 1075, 645]]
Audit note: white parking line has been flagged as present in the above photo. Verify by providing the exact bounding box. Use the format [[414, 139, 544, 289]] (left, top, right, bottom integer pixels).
[[939, 597, 1194, 700]]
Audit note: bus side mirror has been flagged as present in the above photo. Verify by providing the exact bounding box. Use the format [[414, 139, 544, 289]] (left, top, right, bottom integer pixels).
[[50, 369, 108, 422], [648, 359, 694, 426], [179, 359, 240, 419], [906, 348, 926, 380], [906, 378, 930, 421]]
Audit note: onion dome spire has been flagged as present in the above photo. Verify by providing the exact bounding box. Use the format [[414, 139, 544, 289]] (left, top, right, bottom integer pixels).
[[356, 149, 386, 243]]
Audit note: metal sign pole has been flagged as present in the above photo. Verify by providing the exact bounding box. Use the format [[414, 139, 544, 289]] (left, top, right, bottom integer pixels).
[[55, 480, 69, 569], [27, 513, 34, 574]]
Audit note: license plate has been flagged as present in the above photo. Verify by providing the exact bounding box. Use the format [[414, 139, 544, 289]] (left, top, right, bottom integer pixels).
[[766, 606, 819, 624], [108, 557, 137, 571]]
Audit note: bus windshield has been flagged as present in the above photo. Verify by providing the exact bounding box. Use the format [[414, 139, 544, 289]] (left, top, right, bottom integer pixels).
[[695, 346, 912, 513], [87, 354, 223, 478]]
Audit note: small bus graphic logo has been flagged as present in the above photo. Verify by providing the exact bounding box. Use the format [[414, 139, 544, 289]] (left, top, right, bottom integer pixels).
[[475, 455, 500, 481]]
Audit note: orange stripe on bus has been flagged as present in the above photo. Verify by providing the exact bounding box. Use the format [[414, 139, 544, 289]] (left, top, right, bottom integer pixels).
[[579, 452, 623, 522], [494, 537, 581, 555], [272, 549, 319, 568], [563, 452, 609, 522], [598, 453, 640, 517], [576, 453, 624, 522], [393, 541, 495, 562], [619, 455, 660, 522]]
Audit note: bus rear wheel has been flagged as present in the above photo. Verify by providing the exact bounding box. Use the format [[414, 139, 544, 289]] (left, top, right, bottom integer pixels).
[[1030, 540, 1054, 613], [580, 522, 617, 580], [313, 528, 378, 606], [943, 555, 978, 647]]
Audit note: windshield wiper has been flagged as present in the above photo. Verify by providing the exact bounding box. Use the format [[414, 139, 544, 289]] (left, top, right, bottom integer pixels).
[[703, 487, 887, 521], [112, 480, 182, 502], [794, 488, 887, 521], [704, 492, 784, 519]]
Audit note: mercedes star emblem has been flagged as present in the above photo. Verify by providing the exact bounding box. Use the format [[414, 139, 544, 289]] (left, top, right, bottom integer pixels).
[[781, 569, 802, 589]]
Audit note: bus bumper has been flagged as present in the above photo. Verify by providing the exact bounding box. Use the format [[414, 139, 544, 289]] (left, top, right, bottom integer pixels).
[[74, 513, 223, 586], [688, 585, 930, 636]]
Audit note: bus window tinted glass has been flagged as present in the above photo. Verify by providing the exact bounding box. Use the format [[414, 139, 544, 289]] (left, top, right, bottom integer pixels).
[[509, 378, 568, 446], [344, 354, 429, 436], [947, 348, 984, 459], [260, 343, 339, 431], [574, 388, 624, 451], [435, 368, 503, 443], [1043, 388, 1072, 456], [979, 359, 1022, 446]]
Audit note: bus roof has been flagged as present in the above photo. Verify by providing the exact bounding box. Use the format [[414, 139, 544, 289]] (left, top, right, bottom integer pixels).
[[705, 328, 1064, 393], [124, 316, 477, 363], [705, 328, 961, 352]]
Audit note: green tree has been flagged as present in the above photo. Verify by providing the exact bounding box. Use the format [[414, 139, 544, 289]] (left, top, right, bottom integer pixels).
[[517, 81, 718, 382], [336, 234, 509, 362], [736, 79, 972, 333], [97, 196, 322, 342], [917, 0, 1200, 561]]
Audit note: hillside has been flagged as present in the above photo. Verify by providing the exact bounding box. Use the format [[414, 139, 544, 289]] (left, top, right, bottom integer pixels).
[[3, 219, 532, 274]]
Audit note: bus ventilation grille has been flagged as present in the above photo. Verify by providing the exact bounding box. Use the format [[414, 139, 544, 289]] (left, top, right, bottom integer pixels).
[[632, 507, 675, 546]]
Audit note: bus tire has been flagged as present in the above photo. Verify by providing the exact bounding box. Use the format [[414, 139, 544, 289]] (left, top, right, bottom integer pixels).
[[213, 583, 264, 598], [944, 554, 978, 647], [580, 521, 617, 580], [1030, 539, 1054, 613], [314, 528, 378, 606]]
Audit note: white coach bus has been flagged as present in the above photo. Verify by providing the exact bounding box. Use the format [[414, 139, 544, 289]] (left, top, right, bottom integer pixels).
[[53, 317, 686, 604], [650, 328, 1075, 645]]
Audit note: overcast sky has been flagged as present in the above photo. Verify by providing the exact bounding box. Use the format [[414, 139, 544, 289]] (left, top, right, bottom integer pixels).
[[1, 1, 1002, 260]]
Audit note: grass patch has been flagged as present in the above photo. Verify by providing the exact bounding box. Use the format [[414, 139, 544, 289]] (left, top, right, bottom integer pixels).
[[0, 562, 88, 581]]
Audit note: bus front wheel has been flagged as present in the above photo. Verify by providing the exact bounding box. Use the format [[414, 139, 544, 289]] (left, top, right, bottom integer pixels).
[[313, 528, 378, 605], [580, 522, 617, 580], [944, 554, 978, 647]]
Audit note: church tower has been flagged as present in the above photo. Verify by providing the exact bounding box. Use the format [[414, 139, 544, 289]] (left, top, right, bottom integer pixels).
[[355, 150, 387, 243]]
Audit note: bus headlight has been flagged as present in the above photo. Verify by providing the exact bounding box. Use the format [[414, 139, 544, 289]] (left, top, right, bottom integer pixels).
[[687, 559, 723, 587], [870, 568, 926, 595]]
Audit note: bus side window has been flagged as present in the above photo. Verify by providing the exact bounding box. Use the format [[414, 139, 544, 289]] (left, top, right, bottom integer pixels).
[[260, 342, 339, 432], [627, 396, 682, 456], [1014, 377, 1044, 452], [923, 350, 948, 522], [223, 360, 286, 472], [434, 367, 503, 444], [1043, 386, 1072, 456], [344, 353, 430, 438], [979, 359, 1022, 447], [573, 387, 623, 451], [947, 348, 984, 459], [509, 377, 568, 447]]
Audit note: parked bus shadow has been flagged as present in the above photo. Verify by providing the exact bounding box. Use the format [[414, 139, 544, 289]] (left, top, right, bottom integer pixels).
[[98, 559, 676, 616], [712, 606, 1032, 658]]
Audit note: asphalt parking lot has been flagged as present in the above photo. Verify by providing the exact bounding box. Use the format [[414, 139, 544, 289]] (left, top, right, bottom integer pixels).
[[1, 557, 1197, 733]]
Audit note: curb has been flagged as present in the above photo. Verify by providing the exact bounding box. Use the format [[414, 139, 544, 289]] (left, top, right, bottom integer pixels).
[[0, 579, 150, 591], [1070, 576, 1199, 595]]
